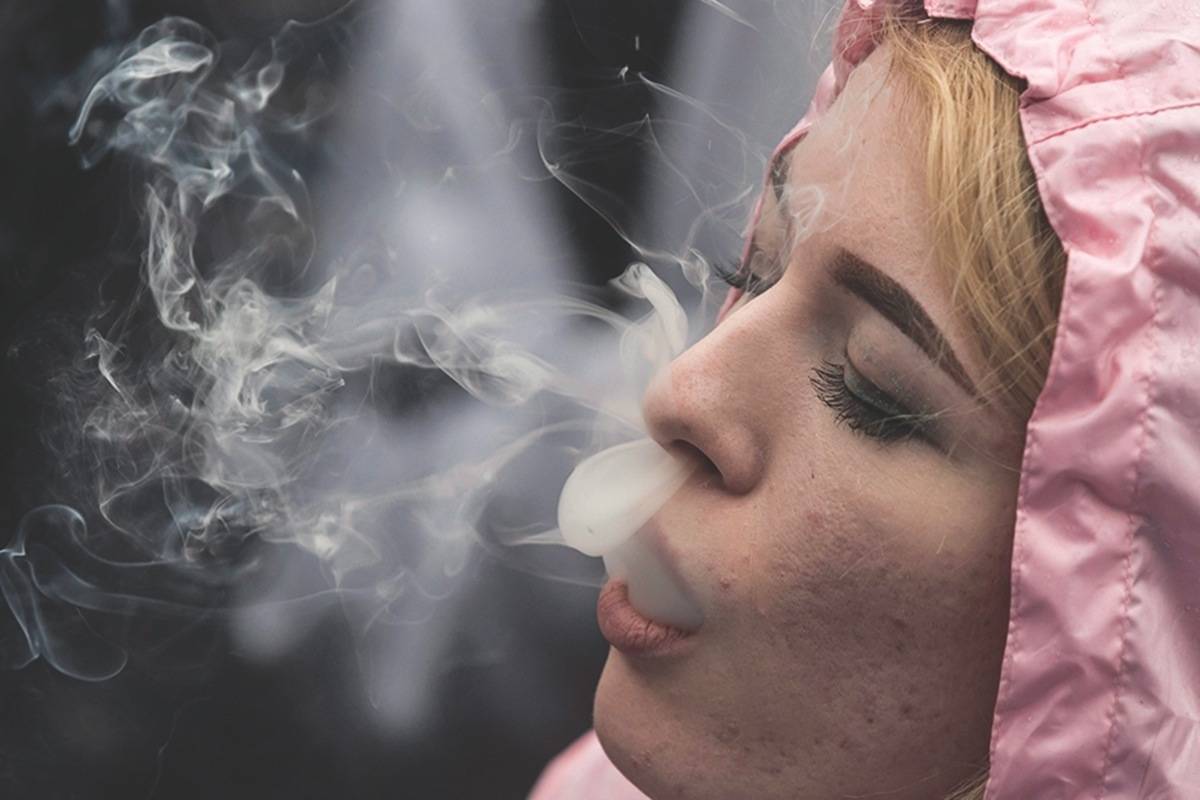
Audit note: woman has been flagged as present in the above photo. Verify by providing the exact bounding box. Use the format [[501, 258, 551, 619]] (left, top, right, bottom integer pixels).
[[533, 0, 1200, 798]]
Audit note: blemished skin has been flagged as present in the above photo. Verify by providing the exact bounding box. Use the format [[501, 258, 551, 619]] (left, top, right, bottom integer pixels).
[[593, 44, 1028, 800]]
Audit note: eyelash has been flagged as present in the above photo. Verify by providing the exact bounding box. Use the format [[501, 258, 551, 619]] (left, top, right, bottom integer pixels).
[[714, 258, 778, 297], [811, 360, 932, 444]]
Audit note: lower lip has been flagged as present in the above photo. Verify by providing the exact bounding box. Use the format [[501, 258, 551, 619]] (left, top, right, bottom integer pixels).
[[596, 581, 697, 657]]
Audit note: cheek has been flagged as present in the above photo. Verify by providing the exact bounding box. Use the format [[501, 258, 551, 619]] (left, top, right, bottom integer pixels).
[[724, 460, 1016, 684]]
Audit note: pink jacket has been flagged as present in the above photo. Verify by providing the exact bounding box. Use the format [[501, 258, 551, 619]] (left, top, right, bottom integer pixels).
[[532, 0, 1200, 797]]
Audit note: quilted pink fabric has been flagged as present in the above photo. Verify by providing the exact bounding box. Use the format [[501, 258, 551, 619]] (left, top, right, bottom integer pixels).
[[533, 1, 1200, 797]]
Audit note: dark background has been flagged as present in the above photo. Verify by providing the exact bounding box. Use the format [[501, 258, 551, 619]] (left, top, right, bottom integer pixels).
[[0, 1, 694, 798]]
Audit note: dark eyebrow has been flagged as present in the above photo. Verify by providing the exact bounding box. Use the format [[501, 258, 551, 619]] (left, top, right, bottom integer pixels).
[[830, 248, 980, 398], [762, 156, 979, 398]]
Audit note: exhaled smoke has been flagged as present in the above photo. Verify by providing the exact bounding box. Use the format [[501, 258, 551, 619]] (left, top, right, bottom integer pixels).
[[1, 13, 755, 685]]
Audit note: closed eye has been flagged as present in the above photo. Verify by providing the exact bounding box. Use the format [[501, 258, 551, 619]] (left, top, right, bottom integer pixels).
[[810, 359, 938, 446]]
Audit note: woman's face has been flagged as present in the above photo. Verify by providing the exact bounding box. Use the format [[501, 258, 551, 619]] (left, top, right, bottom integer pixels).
[[593, 45, 1026, 800]]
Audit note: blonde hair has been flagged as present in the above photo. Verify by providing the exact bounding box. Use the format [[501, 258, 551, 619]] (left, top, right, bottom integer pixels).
[[881, 11, 1067, 418], [944, 769, 990, 800], [863, 9, 1065, 800]]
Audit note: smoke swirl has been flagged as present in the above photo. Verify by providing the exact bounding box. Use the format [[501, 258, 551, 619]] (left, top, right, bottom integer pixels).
[[1, 13, 742, 687]]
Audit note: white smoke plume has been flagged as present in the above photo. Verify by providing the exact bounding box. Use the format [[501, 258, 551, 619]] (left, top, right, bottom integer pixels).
[[0, 13, 703, 682], [1, 1, 827, 744]]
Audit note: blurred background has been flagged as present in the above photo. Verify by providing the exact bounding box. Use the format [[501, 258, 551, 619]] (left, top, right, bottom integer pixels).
[[0, 1, 828, 797]]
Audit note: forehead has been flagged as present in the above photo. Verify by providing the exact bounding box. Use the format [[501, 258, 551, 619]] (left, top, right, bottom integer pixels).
[[774, 44, 939, 297]]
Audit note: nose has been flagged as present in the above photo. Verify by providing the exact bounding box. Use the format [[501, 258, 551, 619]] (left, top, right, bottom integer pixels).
[[640, 308, 766, 495]]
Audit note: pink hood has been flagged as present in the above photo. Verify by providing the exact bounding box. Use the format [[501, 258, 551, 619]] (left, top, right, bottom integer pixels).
[[533, 0, 1200, 797]]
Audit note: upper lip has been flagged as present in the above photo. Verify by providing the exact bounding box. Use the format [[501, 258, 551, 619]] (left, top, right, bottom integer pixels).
[[638, 516, 685, 573], [630, 516, 704, 625]]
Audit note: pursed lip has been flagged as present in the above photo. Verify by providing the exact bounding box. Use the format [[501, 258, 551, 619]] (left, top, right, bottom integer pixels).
[[597, 580, 697, 657], [597, 518, 704, 656]]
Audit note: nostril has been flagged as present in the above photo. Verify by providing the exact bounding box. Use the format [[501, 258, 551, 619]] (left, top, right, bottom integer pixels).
[[662, 439, 721, 488]]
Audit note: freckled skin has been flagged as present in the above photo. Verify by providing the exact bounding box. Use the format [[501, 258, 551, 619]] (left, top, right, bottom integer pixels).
[[594, 45, 1025, 800]]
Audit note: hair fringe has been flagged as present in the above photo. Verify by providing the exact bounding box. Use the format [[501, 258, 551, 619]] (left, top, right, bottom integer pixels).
[[881, 9, 1067, 419]]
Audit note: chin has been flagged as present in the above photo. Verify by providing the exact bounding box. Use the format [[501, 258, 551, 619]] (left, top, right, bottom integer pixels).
[[593, 650, 696, 800], [594, 648, 817, 800]]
